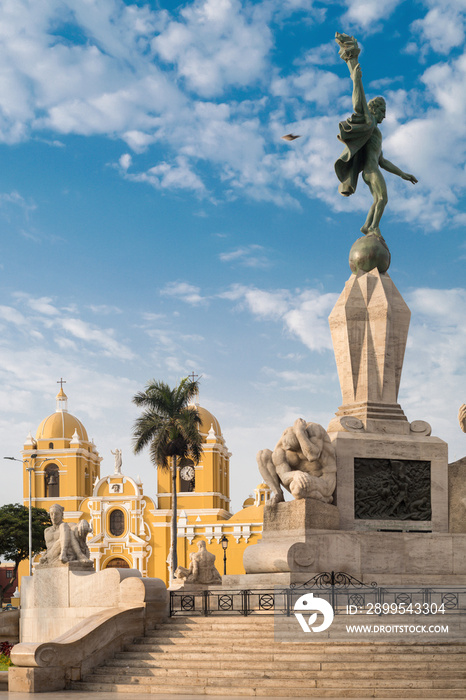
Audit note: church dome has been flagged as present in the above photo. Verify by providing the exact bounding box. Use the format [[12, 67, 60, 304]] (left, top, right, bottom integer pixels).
[[196, 405, 221, 439], [35, 388, 89, 442]]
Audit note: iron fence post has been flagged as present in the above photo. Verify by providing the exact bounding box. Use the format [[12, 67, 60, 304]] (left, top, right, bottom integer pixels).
[[203, 590, 208, 616], [242, 589, 249, 616]]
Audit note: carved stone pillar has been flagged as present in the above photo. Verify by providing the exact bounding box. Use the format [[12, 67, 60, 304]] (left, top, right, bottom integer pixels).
[[327, 267, 448, 533], [328, 268, 410, 433]]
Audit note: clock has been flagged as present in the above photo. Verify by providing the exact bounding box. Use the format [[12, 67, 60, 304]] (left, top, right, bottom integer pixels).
[[180, 465, 195, 481]]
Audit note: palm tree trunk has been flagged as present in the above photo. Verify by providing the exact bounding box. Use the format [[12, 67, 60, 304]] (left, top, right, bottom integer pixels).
[[171, 454, 178, 581]]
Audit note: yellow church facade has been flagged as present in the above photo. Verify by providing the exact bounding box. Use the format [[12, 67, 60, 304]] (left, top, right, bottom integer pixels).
[[19, 388, 270, 586]]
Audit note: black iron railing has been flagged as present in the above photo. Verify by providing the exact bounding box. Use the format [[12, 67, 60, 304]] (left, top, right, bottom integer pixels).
[[169, 571, 466, 617]]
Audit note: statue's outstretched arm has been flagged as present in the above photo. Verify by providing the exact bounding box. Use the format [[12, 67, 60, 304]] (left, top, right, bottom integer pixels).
[[335, 33, 369, 118], [350, 64, 370, 119], [379, 154, 418, 184]]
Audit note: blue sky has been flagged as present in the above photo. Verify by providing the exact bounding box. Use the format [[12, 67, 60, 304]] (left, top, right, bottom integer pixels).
[[0, 0, 465, 513]]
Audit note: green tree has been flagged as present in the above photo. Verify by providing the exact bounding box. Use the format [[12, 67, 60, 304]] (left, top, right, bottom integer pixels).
[[0, 504, 51, 605], [132, 377, 203, 581]]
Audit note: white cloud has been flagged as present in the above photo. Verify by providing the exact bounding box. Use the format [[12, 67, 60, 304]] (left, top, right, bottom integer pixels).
[[381, 53, 466, 227], [160, 281, 206, 305], [401, 287, 466, 450], [342, 0, 403, 29], [259, 366, 335, 393], [59, 318, 134, 360], [411, 1, 466, 54], [0, 190, 35, 212], [124, 156, 206, 194], [220, 284, 290, 319], [119, 153, 132, 170], [276, 68, 345, 109], [0, 305, 27, 326], [219, 244, 270, 268], [88, 304, 123, 315], [26, 296, 60, 316], [283, 290, 338, 352], [220, 284, 337, 351], [152, 0, 272, 98], [4, 293, 135, 361]]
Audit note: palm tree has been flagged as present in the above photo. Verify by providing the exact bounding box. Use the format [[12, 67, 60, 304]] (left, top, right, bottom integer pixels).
[[132, 377, 203, 581]]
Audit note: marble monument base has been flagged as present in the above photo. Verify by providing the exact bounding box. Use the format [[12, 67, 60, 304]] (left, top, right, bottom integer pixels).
[[242, 498, 466, 586]]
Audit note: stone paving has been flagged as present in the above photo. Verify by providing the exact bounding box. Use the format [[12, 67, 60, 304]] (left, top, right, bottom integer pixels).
[[0, 693, 421, 700]]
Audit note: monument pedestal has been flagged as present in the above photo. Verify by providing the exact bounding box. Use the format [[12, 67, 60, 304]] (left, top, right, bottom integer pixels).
[[240, 498, 466, 585], [242, 499, 340, 576], [328, 424, 448, 532]]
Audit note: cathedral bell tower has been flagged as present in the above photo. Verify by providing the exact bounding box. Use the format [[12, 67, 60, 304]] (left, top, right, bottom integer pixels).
[[22, 385, 101, 520], [156, 401, 231, 520]]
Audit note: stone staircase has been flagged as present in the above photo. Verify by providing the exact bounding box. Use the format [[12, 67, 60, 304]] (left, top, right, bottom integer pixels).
[[70, 615, 466, 697]]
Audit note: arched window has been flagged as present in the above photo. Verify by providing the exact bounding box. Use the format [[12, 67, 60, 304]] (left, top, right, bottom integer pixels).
[[108, 509, 125, 536], [105, 558, 130, 569], [49, 442, 54, 449], [44, 464, 59, 498]]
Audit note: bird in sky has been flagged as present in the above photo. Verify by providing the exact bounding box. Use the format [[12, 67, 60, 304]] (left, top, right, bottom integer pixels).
[[281, 133, 301, 141]]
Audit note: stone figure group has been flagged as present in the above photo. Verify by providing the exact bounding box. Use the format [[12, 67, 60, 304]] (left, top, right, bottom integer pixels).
[[257, 418, 337, 506], [354, 459, 431, 521]]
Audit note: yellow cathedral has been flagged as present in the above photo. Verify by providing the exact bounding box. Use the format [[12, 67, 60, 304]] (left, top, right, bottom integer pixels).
[[19, 387, 271, 586]]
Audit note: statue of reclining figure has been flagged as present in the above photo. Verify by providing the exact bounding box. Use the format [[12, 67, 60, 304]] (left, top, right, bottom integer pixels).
[[39, 504, 92, 567]]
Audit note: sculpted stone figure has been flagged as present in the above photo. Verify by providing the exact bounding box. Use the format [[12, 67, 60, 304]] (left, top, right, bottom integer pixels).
[[334, 32, 417, 237], [459, 404, 466, 433], [111, 448, 122, 474], [257, 418, 337, 506], [175, 540, 222, 584], [39, 504, 92, 567]]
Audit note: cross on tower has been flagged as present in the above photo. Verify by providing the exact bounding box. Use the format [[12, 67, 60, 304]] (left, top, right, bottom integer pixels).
[[187, 372, 199, 383], [57, 378, 67, 390]]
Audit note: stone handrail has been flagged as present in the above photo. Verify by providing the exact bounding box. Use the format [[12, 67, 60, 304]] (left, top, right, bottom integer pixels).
[[8, 573, 169, 692], [11, 605, 144, 668]]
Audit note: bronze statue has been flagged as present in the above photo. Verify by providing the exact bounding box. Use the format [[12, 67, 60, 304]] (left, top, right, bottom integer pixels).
[[335, 33, 418, 237]]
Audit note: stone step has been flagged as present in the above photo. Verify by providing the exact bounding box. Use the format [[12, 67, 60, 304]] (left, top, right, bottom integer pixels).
[[85, 671, 466, 690], [140, 633, 466, 654], [122, 645, 466, 664], [141, 630, 466, 648], [113, 654, 321, 669], [100, 663, 466, 680], [74, 614, 466, 698], [112, 651, 466, 671], [70, 680, 466, 697]]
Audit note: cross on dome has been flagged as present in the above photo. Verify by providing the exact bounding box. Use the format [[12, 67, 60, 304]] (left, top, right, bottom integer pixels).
[[56, 379, 69, 412]]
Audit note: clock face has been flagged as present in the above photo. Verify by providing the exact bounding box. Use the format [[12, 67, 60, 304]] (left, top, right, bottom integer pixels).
[[180, 465, 195, 481]]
